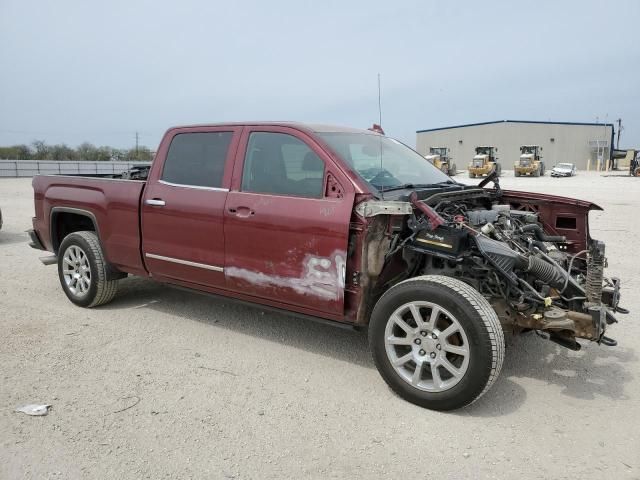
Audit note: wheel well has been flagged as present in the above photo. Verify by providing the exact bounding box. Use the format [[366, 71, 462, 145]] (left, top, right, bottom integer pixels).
[[51, 211, 97, 254]]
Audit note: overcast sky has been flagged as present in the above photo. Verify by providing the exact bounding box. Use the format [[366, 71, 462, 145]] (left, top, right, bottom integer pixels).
[[1, 0, 638, 150]]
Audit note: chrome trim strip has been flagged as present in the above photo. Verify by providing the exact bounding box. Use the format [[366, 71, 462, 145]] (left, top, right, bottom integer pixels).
[[158, 180, 229, 192], [145, 253, 224, 272], [37, 174, 145, 182]]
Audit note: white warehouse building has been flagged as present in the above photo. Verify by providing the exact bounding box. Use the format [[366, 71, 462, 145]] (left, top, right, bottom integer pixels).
[[416, 120, 615, 171]]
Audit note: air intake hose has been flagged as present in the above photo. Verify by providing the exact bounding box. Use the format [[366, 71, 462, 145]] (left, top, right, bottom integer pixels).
[[519, 224, 566, 243]]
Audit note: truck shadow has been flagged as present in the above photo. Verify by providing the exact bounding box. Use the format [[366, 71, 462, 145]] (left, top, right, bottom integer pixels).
[[105, 277, 636, 416], [464, 333, 636, 417], [104, 277, 373, 368]]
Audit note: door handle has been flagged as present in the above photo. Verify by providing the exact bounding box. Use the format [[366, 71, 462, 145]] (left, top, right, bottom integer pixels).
[[228, 206, 254, 218], [145, 198, 166, 207]]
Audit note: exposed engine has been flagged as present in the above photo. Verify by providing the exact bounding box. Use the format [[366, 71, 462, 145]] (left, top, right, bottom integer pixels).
[[379, 182, 624, 350]]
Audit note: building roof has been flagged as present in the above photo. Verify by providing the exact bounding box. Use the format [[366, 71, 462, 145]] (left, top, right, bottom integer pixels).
[[416, 119, 615, 134]]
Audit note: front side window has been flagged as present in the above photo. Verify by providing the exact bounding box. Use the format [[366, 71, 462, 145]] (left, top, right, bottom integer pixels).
[[242, 132, 325, 198], [162, 132, 233, 188]]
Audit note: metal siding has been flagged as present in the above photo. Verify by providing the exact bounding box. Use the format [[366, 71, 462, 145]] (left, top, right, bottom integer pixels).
[[416, 122, 613, 171]]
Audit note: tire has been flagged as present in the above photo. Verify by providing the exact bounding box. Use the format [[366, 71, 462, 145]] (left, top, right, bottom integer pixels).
[[533, 167, 540, 177], [468, 172, 475, 178], [495, 163, 502, 177], [449, 163, 457, 176], [368, 275, 504, 411], [57, 231, 119, 307], [515, 171, 520, 177]]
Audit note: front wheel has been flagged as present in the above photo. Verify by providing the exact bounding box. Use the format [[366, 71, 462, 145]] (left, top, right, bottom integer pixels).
[[368, 275, 504, 410], [57, 231, 119, 307]]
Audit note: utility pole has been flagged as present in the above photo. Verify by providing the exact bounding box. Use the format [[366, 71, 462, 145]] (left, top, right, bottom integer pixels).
[[616, 118, 623, 149], [135, 131, 139, 160]]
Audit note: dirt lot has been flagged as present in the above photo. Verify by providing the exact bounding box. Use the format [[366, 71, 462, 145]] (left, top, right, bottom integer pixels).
[[1, 172, 638, 479]]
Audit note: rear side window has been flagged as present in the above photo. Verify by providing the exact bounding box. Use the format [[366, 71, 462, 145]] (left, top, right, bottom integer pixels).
[[241, 132, 325, 198], [162, 132, 233, 188]]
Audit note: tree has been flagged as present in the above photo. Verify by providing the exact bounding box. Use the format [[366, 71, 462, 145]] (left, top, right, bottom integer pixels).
[[0, 140, 154, 161], [0, 144, 32, 159], [77, 142, 97, 161], [32, 140, 50, 160], [49, 144, 77, 161]]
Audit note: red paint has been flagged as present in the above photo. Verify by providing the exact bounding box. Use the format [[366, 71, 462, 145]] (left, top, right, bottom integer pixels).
[[31, 122, 602, 323], [499, 189, 601, 253]]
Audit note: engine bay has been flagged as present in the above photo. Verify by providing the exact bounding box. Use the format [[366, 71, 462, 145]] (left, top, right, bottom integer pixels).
[[370, 180, 625, 350]]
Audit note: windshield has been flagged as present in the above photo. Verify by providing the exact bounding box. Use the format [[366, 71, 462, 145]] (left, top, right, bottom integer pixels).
[[556, 163, 573, 169], [318, 132, 451, 192]]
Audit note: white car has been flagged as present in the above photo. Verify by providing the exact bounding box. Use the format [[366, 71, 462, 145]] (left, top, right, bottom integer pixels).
[[551, 163, 576, 177]]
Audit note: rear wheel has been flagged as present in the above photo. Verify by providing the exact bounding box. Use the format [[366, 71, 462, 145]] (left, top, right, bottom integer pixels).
[[533, 167, 540, 177], [369, 275, 504, 411], [57, 231, 119, 307], [468, 171, 475, 178]]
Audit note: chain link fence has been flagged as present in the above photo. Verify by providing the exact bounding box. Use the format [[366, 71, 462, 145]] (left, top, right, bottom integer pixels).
[[0, 160, 152, 178]]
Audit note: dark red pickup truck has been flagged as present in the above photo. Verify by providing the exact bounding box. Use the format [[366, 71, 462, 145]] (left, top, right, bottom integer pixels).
[[30, 122, 625, 410]]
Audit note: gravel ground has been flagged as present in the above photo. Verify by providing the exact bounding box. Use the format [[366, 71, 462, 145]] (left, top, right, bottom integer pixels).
[[0, 172, 638, 479]]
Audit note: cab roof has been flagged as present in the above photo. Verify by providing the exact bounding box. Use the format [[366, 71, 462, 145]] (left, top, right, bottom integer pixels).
[[167, 122, 380, 135]]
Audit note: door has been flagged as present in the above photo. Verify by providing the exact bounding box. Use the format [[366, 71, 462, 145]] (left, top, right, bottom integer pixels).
[[141, 126, 241, 287], [224, 127, 354, 315]]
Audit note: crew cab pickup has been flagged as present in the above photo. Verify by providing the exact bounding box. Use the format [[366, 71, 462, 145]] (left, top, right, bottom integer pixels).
[[29, 122, 626, 410]]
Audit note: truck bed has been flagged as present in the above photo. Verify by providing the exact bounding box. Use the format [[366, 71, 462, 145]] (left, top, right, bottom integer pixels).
[[32, 174, 148, 276]]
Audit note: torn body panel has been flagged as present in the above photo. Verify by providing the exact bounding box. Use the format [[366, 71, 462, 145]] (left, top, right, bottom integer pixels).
[[351, 187, 623, 347]]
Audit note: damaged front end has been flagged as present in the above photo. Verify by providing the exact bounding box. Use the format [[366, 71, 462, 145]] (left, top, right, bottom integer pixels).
[[354, 177, 627, 350]]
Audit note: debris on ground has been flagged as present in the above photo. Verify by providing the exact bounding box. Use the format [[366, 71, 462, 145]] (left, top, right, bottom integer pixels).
[[15, 404, 52, 416]]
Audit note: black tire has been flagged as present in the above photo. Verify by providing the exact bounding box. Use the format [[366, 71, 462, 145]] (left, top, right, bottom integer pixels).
[[468, 172, 475, 178], [369, 275, 504, 411], [533, 167, 540, 177], [495, 163, 502, 177], [449, 163, 457, 176], [57, 231, 119, 307]]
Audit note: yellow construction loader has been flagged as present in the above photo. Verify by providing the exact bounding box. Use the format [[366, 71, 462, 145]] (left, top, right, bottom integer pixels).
[[514, 145, 545, 177], [468, 146, 501, 178], [425, 147, 457, 176]]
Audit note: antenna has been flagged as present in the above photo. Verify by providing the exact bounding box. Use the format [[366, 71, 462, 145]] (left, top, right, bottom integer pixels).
[[377, 73, 382, 127], [377, 73, 384, 199]]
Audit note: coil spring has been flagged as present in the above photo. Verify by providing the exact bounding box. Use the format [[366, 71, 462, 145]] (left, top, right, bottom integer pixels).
[[586, 242, 605, 304]]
